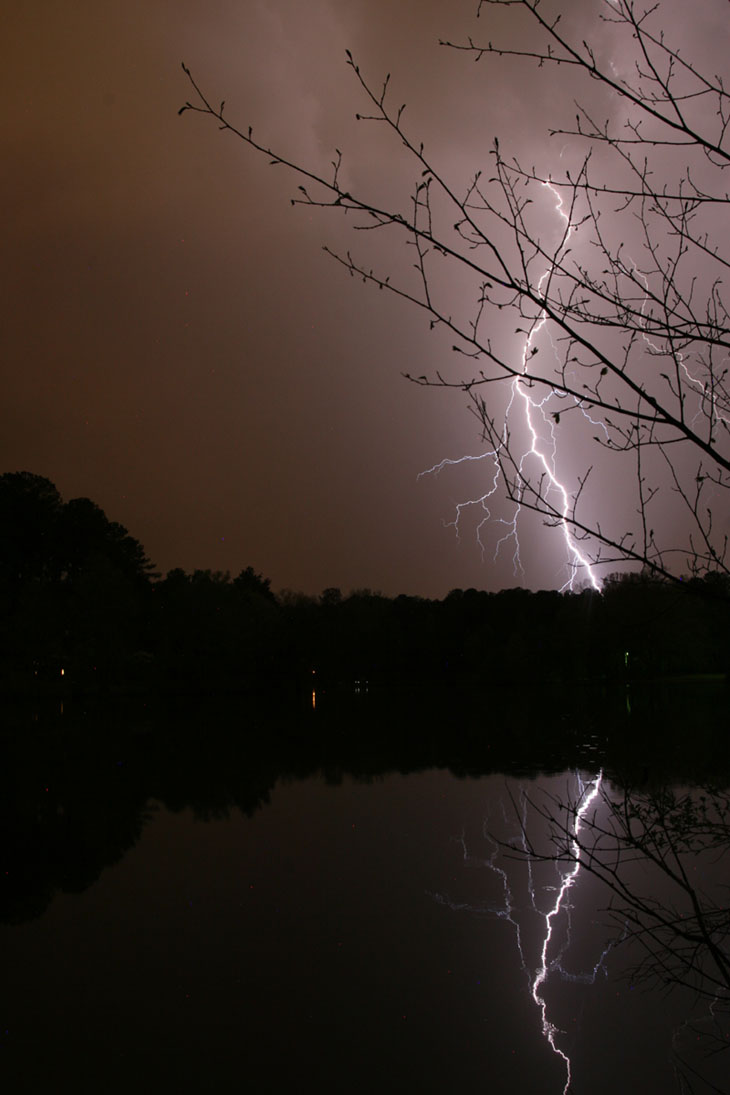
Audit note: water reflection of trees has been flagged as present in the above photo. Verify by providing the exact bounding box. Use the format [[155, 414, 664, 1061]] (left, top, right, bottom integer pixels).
[[517, 779, 730, 1090], [2, 685, 727, 936]]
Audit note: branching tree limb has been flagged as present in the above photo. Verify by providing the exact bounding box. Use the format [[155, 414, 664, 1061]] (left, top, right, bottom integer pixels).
[[513, 777, 730, 1086], [180, 0, 730, 585]]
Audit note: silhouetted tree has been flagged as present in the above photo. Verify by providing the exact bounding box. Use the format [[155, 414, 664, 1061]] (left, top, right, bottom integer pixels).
[[0, 472, 63, 591], [233, 564, 276, 603], [320, 587, 343, 607], [180, 0, 730, 586], [152, 567, 283, 688], [0, 473, 154, 686], [59, 496, 154, 588]]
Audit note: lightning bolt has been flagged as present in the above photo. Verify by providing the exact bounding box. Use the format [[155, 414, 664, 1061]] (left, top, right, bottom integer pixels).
[[420, 182, 601, 592]]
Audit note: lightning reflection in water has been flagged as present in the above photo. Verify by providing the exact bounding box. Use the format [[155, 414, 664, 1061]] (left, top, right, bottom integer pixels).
[[431, 770, 616, 1094]]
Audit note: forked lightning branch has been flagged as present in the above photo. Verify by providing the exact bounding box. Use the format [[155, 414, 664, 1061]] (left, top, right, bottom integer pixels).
[[420, 182, 601, 592]]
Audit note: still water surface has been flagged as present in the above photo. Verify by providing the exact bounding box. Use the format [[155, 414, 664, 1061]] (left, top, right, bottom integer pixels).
[[1, 689, 727, 1093]]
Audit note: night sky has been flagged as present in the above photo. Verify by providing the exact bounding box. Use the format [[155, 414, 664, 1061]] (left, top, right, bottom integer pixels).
[[3, 1, 723, 597]]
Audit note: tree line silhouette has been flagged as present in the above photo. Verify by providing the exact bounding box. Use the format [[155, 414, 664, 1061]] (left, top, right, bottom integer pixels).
[[1, 472, 728, 693]]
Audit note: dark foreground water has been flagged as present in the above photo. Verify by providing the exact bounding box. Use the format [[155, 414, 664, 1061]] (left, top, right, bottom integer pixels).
[[1, 685, 728, 1094]]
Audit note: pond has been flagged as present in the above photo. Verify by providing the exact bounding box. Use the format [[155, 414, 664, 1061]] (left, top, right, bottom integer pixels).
[[1, 685, 728, 1093]]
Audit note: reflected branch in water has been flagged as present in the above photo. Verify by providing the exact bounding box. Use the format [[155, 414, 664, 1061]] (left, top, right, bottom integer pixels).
[[514, 780, 730, 1088]]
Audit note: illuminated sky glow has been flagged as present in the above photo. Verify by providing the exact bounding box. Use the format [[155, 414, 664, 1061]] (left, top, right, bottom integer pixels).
[[3, 0, 726, 594]]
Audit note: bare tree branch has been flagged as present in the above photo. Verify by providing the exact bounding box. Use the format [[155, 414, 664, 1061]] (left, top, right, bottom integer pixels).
[[179, 0, 730, 585]]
